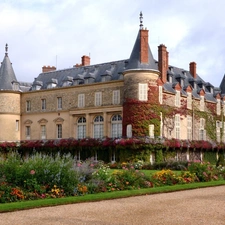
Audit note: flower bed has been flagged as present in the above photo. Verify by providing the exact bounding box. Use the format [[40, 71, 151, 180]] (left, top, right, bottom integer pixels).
[[0, 152, 225, 203]]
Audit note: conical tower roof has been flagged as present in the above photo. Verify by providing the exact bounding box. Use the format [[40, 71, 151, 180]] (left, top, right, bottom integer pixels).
[[0, 44, 18, 90], [126, 12, 158, 71]]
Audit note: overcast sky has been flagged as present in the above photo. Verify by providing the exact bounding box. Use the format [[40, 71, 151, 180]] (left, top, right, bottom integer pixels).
[[0, 0, 225, 87]]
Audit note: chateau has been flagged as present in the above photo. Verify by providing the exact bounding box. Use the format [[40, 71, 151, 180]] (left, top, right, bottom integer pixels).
[[1, 12, 225, 145]]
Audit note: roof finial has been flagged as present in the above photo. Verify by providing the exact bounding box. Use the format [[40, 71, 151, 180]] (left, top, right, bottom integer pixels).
[[139, 11, 143, 30], [5, 43, 8, 56]]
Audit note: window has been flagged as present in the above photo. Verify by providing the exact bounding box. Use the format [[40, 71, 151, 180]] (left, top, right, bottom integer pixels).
[[111, 115, 122, 138], [216, 121, 221, 142], [187, 93, 192, 109], [200, 96, 204, 111], [57, 124, 62, 139], [149, 124, 154, 138], [41, 125, 46, 139], [57, 97, 62, 110], [126, 124, 132, 138], [217, 99, 221, 115], [95, 92, 102, 106], [175, 114, 180, 139], [78, 94, 85, 108], [77, 117, 86, 139], [16, 120, 19, 131], [26, 100, 31, 112], [93, 116, 104, 138], [199, 118, 206, 140], [26, 126, 31, 139], [138, 83, 148, 101], [159, 86, 163, 104], [187, 116, 192, 140], [112, 90, 120, 105], [175, 91, 180, 107], [41, 99, 46, 110]]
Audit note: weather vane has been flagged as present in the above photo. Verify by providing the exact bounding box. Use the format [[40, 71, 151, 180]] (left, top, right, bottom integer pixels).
[[139, 11, 143, 30], [5, 43, 8, 56]]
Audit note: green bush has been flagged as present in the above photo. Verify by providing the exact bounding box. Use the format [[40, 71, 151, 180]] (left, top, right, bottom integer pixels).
[[188, 162, 218, 182], [1, 152, 79, 196]]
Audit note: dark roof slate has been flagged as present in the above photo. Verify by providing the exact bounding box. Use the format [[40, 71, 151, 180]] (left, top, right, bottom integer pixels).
[[0, 54, 17, 90], [126, 31, 158, 71]]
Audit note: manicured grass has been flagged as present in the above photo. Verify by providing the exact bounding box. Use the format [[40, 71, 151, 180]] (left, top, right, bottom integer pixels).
[[1, 180, 225, 213]]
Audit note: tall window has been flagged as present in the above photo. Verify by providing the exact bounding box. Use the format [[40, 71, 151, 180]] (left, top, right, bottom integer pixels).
[[149, 124, 154, 138], [216, 121, 221, 142], [41, 125, 46, 139], [93, 116, 104, 138], [26, 100, 31, 112], [111, 115, 122, 138], [175, 91, 180, 107], [187, 93, 192, 109], [16, 120, 19, 131], [175, 114, 180, 139], [26, 126, 31, 139], [187, 116, 192, 140], [217, 99, 221, 115], [199, 118, 206, 140], [57, 97, 62, 110], [77, 117, 86, 139], [41, 99, 46, 110], [200, 96, 204, 111], [78, 94, 85, 108], [57, 124, 62, 139], [95, 92, 102, 106], [126, 124, 132, 138], [139, 83, 148, 101], [112, 90, 120, 105], [159, 86, 163, 104]]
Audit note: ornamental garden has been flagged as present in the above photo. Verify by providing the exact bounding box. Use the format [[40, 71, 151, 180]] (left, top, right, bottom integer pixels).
[[0, 137, 225, 203]]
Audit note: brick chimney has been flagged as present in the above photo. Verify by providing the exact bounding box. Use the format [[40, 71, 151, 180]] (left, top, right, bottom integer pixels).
[[82, 55, 90, 66], [140, 29, 149, 64], [42, 66, 56, 73], [158, 44, 168, 83], [75, 55, 91, 67], [189, 62, 196, 79]]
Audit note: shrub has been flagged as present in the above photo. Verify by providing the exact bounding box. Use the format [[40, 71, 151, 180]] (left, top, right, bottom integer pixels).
[[188, 162, 218, 182]]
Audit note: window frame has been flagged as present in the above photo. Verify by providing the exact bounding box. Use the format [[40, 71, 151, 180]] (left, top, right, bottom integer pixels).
[[138, 83, 148, 101], [112, 90, 120, 105], [95, 92, 102, 106], [57, 97, 62, 110]]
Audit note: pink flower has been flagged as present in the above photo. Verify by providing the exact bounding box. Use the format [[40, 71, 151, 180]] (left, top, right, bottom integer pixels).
[[30, 170, 35, 175]]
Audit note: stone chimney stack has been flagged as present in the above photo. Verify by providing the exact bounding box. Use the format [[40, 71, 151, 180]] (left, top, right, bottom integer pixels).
[[158, 44, 168, 83], [189, 62, 197, 79], [42, 66, 56, 73], [140, 28, 149, 64]]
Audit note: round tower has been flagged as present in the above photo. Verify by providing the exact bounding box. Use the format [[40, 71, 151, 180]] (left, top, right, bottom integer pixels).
[[122, 13, 160, 137]]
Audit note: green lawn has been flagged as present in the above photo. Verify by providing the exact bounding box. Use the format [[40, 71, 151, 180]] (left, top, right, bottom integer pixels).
[[1, 180, 225, 213]]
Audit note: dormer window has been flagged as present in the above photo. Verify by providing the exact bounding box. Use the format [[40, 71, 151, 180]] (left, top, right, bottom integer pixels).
[[194, 82, 197, 89], [47, 79, 57, 89], [62, 81, 72, 87], [47, 83, 57, 89], [12, 81, 20, 91], [169, 75, 172, 83], [180, 79, 184, 87]]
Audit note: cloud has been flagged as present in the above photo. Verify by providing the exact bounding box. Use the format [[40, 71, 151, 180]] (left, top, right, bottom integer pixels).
[[0, 0, 224, 87]]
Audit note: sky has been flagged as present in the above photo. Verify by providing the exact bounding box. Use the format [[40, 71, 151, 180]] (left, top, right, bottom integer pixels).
[[0, 0, 225, 87]]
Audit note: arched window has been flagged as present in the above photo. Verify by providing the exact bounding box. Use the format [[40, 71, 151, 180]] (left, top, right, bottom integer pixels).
[[77, 117, 86, 139], [111, 115, 122, 138], [93, 116, 104, 138]]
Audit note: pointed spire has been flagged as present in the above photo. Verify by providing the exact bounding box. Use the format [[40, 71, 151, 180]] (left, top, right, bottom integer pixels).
[[5, 43, 8, 57], [139, 11, 143, 30]]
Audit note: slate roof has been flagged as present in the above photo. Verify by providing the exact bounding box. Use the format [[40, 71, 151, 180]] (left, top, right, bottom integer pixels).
[[0, 46, 18, 90]]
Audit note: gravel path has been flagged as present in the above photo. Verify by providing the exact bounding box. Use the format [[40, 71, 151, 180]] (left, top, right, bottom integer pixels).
[[1, 186, 225, 225]]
